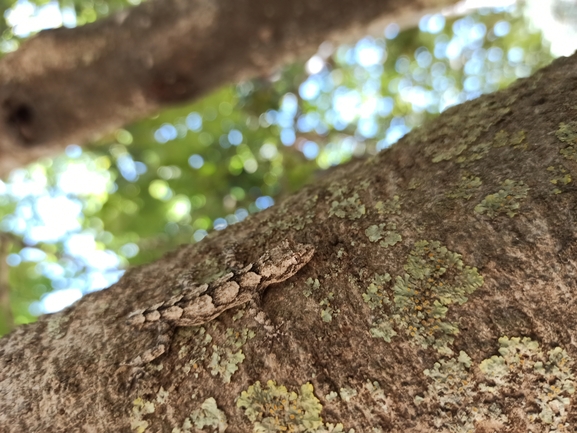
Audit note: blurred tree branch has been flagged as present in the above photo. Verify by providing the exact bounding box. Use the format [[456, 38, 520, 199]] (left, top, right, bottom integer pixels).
[[0, 0, 459, 177]]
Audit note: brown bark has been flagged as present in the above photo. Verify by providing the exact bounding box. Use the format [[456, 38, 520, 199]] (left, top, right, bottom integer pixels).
[[0, 234, 13, 334], [0, 0, 457, 177], [2, 52, 577, 432]]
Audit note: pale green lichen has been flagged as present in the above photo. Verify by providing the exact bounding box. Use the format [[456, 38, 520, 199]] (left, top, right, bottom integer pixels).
[[338, 387, 357, 402], [233, 309, 245, 322], [363, 241, 482, 354], [209, 327, 255, 383], [392, 241, 482, 353], [178, 327, 212, 376], [317, 424, 349, 432], [432, 143, 467, 163], [456, 141, 490, 164], [330, 193, 366, 220], [493, 129, 509, 148], [408, 178, 420, 190], [479, 337, 575, 428], [446, 175, 482, 200], [320, 292, 339, 323], [237, 380, 338, 432], [364, 223, 402, 248], [417, 337, 576, 432], [325, 391, 339, 402], [430, 125, 485, 164], [321, 307, 335, 323], [327, 182, 367, 221], [492, 129, 526, 149], [417, 351, 484, 432], [190, 398, 228, 432], [293, 195, 319, 230], [368, 319, 397, 343], [47, 314, 71, 340], [375, 196, 401, 215], [547, 165, 572, 194], [556, 121, 577, 161], [172, 397, 228, 433], [320, 296, 332, 319], [474, 179, 529, 218], [269, 194, 318, 231], [362, 273, 391, 309], [357, 180, 371, 190], [364, 381, 387, 406], [156, 387, 169, 404], [303, 277, 320, 298], [130, 398, 155, 433]]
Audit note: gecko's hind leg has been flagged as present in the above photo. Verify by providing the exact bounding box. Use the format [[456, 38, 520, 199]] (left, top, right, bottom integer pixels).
[[130, 321, 174, 366]]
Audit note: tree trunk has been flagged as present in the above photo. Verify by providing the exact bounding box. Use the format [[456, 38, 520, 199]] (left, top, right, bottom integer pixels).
[[0, 0, 458, 177], [2, 50, 577, 432]]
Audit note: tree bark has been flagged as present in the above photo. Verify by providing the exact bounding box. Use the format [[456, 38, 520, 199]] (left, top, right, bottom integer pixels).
[[2, 51, 577, 432], [0, 0, 458, 177]]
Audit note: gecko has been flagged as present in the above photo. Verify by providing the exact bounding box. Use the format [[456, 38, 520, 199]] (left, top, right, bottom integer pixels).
[[127, 241, 315, 365]]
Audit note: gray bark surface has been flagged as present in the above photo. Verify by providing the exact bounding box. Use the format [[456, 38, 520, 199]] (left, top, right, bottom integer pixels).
[[0, 0, 457, 177], [2, 52, 577, 432]]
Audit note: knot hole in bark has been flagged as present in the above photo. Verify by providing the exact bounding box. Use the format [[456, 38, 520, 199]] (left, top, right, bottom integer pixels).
[[3, 98, 35, 145]]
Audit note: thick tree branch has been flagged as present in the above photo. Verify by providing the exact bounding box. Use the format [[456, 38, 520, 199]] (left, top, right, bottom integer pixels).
[[1, 53, 577, 431], [0, 0, 458, 176]]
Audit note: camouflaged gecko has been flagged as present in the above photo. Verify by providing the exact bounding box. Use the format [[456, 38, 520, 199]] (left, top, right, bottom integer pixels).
[[127, 241, 314, 364]]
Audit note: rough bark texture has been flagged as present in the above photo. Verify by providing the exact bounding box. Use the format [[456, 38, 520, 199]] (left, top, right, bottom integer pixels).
[[0, 0, 456, 177], [2, 52, 577, 432]]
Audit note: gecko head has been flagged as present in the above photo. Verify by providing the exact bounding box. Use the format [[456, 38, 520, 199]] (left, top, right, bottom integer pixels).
[[256, 242, 315, 286]]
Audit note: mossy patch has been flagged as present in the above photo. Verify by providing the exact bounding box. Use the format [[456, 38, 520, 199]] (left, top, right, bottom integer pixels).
[[474, 179, 529, 218], [363, 241, 483, 354]]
